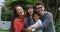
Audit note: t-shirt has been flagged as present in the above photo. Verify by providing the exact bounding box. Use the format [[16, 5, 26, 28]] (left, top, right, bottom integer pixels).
[[34, 19, 43, 27], [13, 18, 24, 32], [32, 19, 43, 32]]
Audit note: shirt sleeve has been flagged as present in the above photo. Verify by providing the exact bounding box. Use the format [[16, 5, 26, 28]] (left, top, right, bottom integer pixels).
[[34, 19, 43, 27], [38, 13, 53, 29], [30, 19, 43, 29]]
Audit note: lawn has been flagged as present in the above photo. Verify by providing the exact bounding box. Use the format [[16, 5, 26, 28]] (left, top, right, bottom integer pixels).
[[0, 30, 9, 32]]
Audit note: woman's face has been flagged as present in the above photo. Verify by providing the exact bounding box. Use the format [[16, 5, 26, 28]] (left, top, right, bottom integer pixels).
[[33, 14, 40, 21], [28, 8, 33, 15], [16, 6, 24, 16]]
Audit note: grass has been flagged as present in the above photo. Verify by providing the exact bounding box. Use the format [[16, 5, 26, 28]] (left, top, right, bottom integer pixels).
[[0, 30, 9, 32]]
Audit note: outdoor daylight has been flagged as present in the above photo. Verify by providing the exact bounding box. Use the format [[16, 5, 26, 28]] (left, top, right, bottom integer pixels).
[[0, 0, 60, 32]]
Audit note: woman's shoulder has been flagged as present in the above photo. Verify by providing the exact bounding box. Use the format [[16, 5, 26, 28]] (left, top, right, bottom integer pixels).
[[13, 18, 20, 22], [14, 18, 18, 21]]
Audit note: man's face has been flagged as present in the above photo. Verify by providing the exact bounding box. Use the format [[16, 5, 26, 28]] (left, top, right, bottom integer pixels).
[[36, 5, 45, 15]]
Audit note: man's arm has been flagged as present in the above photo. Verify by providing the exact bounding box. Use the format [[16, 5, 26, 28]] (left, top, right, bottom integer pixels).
[[38, 13, 53, 29], [30, 19, 43, 29], [27, 12, 54, 30], [27, 19, 43, 30]]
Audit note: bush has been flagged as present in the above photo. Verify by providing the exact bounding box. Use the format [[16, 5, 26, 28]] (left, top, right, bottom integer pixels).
[[1, 9, 13, 21]]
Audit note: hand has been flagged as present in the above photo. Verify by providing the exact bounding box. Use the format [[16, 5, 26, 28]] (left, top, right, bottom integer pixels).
[[27, 26, 32, 31], [22, 28, 27, 32]]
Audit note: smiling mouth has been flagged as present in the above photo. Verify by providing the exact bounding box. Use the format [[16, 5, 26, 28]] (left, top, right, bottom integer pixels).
[[29, 11, 32, 13]]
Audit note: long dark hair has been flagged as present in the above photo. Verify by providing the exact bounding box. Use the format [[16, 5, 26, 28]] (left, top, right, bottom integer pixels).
[[26, 5, 34, 17], [10, 5, 22, 32]]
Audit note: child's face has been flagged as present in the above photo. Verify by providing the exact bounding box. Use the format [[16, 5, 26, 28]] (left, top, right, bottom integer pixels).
[[33, 14, 40, 21]]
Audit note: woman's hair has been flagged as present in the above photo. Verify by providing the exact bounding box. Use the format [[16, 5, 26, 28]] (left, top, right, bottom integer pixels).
[[32, 11, 40, 22], [13, 5, 21, 18], [35, 2, 44, 6], [10, 5, 22, 32], [26, 5, 34, 17], [26, 5, 33, 9]]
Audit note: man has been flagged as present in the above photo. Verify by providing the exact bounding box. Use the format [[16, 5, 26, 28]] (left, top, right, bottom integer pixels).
[[27, 2, 55, 32]]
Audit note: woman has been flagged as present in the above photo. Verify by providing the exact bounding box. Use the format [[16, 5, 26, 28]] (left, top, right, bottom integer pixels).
[[24, 5, 34, 28], [11, 5, 25, 32]]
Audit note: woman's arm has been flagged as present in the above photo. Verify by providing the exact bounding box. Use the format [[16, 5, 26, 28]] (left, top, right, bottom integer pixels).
[[27, 19, 43, 30]]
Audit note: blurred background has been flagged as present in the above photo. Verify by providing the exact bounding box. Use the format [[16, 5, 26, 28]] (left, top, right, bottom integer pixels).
[[0, 0, 60, 32]]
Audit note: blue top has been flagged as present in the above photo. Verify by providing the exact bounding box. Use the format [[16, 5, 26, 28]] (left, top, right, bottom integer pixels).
[[24, 16, 34, 28]]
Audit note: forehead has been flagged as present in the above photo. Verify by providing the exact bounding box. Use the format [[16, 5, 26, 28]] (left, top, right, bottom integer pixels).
[[28, 7, 33, 9], [34, 13, 39, 16], [16, 6, 22, 9], [36, 5, 44, 7]]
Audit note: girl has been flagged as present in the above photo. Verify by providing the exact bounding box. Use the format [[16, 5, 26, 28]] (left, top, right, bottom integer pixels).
[[25, 5, 34, 28], [11, 5, 25, 32]]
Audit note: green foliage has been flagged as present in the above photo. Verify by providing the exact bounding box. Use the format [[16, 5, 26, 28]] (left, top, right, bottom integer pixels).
[[55, 22, 60, 32], [2, 9, 13, 21], [6, 0, 17, 6], [26, 0, 40, 5]]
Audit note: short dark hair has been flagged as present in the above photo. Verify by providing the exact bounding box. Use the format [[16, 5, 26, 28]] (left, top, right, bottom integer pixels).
[[32, 11, 40, 21], [33, 11, 40, 16], [35, 2, 44, 6]]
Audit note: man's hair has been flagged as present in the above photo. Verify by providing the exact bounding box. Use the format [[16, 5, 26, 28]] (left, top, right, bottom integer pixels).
[[35, 2, 44, 6]]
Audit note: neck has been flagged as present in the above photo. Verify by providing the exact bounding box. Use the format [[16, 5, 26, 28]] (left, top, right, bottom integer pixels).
[[41, 11, 45, 16], [30, 15, 32, 18], [18, 15, 24, 19]]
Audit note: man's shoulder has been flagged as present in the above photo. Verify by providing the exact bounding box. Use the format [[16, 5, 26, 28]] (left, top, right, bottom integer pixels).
[[45, 11, 53, 17]]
